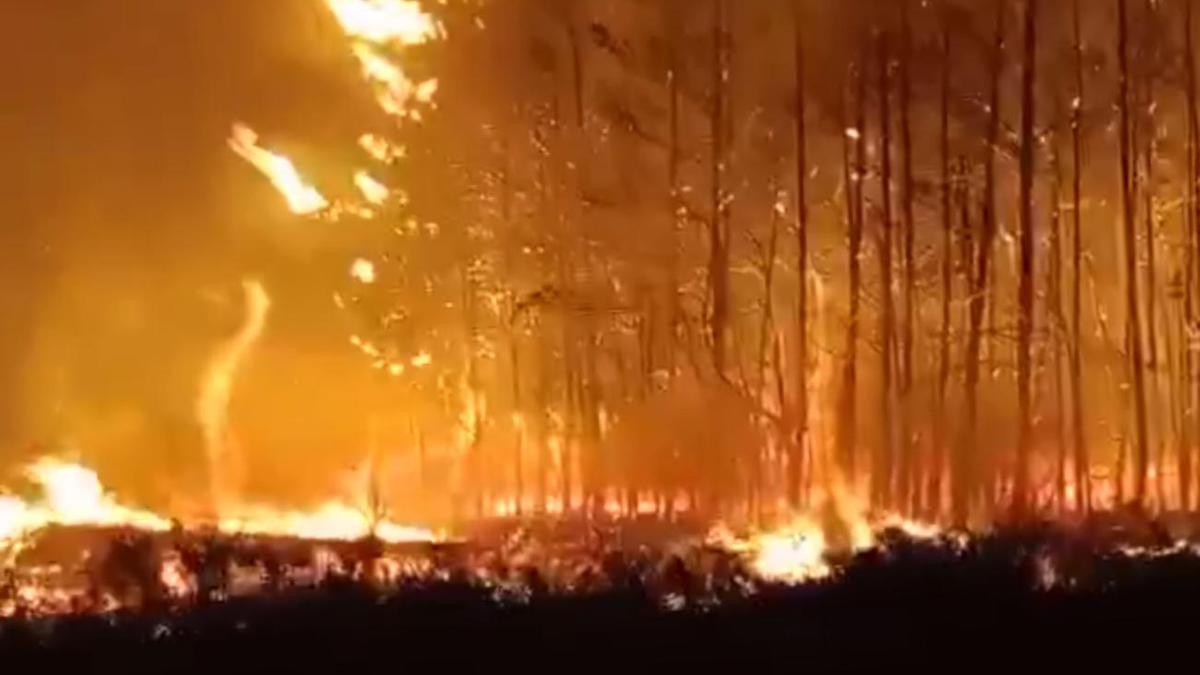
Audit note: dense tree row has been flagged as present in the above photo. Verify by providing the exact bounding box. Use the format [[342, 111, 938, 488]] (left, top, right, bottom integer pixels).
[[342, 0, 1200, 527]]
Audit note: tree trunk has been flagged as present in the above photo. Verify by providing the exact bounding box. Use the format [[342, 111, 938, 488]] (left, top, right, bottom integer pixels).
[[875, 31, 897, 511], [501, 145, 523, 517], [552, 88, 577, 517], [1050, 134, 1068, 514], [708, 0, 730, 379], [666, 0, 682, 386], [1013, 0, 1038, 521], [932, 19, 952, 519], [1185, 0, 1200, 511], [792, 0, 809, 511], [898, 0, 917, 516], [756, 179, 781, 522], [567, 12, 603, 517], [1070, 0, 1090, 513], [958, 0, 1004, 527], [511, 340, 524, 517], [537, 347, 551, 515], [1141, 36, 1164, 509], [1117, 0, 1151, 509], [665, 6, 684, 517], [838, 54, 867, 489], [532, 111, 554, 517], [581, 331, 603, 517], [463, 265, 485, 519]]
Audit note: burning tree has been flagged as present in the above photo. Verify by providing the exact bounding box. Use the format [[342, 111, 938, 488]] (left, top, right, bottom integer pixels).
[[23, 0, 1191, 534]]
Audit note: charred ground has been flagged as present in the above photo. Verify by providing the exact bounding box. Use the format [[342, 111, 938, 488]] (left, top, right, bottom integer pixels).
[[3, 520, 1199, 671]]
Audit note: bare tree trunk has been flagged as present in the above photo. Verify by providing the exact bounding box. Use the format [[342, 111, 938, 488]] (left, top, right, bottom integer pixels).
[[536, 348, 551, 515], [666, 1, 682, 386], [567, 14, 605, 517], [955, 167, 976, 506], [1070, 0, 1090, 513], [932, 20, 952, 519], [501, 146, 523, 517], [1117, 0, 1151, 508], [959, 161, 975, 316], [1013, 0, 1038, 521], [1186, 0, 1200, 512], [463, 265, 485, 519], [510, 340, 524, 517], [792, 0, 809, 511], [839, 55, 867, 489], [664, 7, 684, 518], [875, 31, 897, 511], [568, 20, 584, 130], [532, 121, 551, 517], [582, 332, 603, 517], [552, 90, 577, 517], [708, 0, 730, 379], [1141, 38, 1165, 509], [958, 0, 1005, 526], [755, 179, 782, 522], [772, 332, 791, 504], [1049, 134, 1068, 514], [897, 0, 916, 515], [757, 198, 780, 391], [565, 341, 582, 514]]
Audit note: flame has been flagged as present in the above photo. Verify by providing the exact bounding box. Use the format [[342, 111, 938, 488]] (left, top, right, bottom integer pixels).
[[197, 280, 271, 512], [350, 257, 378, 284], [414, 78, 439, 103], [349, 44, 437, 117], [327, 0, 440, 120], [0, 496, 29, 548], [353, 170, 390, 205], [359, 133, 404, 163], [228, 123, 328, 215], [707, 518, 831, 583], [325, 0, 437, 46], [753, 523, 831, 583], [374, 520, 438, 543], [877, 513, 944, 540], [0, 459, 171, 555], [217, 501, 434, 544], [708, 492, 943, 586], [159, 553, 197, 599], [23, 460, 164, 530], [457, 381, 485, 451], [0, 455, 438, 580]]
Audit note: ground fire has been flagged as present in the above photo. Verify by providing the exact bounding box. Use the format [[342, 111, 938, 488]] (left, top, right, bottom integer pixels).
[[7, 0, 1200, 668]]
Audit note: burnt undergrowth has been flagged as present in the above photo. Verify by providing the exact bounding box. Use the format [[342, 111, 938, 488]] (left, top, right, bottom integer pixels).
[[2, 525, 1199, 672]]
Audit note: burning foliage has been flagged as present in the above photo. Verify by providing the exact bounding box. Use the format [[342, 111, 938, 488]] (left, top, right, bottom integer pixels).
[[2, 519, 1200, 671], [1, 452, 1198, 622]]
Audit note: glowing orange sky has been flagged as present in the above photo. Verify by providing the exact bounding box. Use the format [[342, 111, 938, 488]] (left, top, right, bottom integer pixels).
[[0, 1, 395, 502]]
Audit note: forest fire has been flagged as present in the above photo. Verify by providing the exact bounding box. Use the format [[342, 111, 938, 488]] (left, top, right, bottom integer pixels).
[[13, 0, 1200, 667], [0, 460, 171, 555], [326, 0, 437, 46], [226, 124, 329, 216], [0, 458, 437, 557], [0, 455, 810, 618]]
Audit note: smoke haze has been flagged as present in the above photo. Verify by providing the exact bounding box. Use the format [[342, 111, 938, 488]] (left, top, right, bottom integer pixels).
[[0, 1, 389, 508]]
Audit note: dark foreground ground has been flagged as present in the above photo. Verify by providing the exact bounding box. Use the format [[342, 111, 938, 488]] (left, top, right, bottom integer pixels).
[[3, 531, 1200, 672]]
